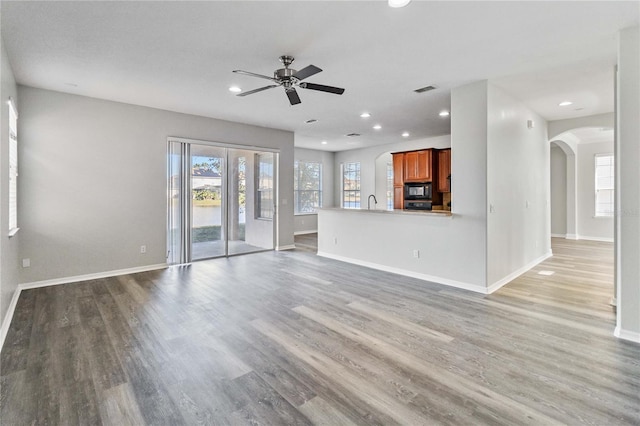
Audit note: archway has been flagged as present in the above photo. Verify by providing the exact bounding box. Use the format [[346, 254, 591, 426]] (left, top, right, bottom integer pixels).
[[549, 137, 578, 239]]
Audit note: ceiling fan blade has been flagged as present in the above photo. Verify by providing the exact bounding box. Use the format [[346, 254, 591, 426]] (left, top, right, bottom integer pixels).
[[237, 85, 278, 97], [293, 65, 322, 81], [286, 88, 301, 105], [233, 70, 278, 82], [299, 82, 345, 95]]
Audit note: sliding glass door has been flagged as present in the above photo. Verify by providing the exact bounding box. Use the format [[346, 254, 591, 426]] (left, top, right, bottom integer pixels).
[[168, 139, 277, 264], [191, 144, 226, 260]]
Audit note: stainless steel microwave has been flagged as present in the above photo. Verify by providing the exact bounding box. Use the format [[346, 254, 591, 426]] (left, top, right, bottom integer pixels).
[[404, 182, 432, 200]]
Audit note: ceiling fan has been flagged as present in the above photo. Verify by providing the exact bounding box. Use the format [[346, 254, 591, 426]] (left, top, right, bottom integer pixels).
[[233, 55, 345, 105]]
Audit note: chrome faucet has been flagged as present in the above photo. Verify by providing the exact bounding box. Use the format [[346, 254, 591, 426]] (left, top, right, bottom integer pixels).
[[367, 194, 378, 210]]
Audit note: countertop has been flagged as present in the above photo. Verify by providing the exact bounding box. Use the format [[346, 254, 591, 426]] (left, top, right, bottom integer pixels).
[[319, 207, 453, 217]]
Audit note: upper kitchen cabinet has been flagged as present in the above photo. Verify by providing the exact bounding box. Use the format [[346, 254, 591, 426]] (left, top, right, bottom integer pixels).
[[403, 149, 434, 182], [438, 148, 451, 193]]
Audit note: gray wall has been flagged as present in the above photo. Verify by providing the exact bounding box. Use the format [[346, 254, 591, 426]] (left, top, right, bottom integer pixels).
[[550, 144, 567, 236], [486, 84, 550, 287], [293, 147, 334, 234], [17, 86, 294, 284], [0, 34, 20, 327], [577, 141, 614, 241]]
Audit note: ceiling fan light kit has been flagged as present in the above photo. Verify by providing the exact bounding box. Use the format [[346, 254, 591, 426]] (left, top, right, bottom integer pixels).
[[233, 55, 345, 105]]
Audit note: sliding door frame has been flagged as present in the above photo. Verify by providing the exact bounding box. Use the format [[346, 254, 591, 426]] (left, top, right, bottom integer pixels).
[[167, 136, 280, 264]]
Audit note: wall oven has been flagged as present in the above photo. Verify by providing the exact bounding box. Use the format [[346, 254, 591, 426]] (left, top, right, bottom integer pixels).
[[404, 200, 432, 210]]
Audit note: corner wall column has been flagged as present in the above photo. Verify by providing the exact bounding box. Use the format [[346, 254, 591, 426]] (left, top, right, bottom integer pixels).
[[615, 26, 640, 342]]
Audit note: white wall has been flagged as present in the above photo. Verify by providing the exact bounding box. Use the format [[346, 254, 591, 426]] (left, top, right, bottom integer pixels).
[[486, 84, 550, 287], [17, 86, 294, 284], [0, 34, 20, 327], [577, 141, 614, 241], [293, 147, 334, 234], [550, 144, 567, 236], [333, 135, 451, 208]]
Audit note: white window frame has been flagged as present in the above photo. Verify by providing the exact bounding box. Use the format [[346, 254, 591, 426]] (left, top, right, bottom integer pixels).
[[294, 160, 323, 214], [594, 153, 614, 218], [341, 162, 361, 209], [386, 161, 394, 210], [8, 97, 19, 236]]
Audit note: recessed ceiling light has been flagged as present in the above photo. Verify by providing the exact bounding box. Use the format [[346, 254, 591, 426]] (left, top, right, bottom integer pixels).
[[305, 119, 318, 124], [559, 101, 573, 107], [229, 86, 242, 93], [388, 0, 411, 7], [402, 132, 410, 137], [321, 141, 328, 145], [439, 110, 450, 117], [360, 112, 371, 118], [373, 124, 382, 130]]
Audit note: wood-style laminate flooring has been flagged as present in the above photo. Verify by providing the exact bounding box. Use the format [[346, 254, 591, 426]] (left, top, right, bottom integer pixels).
[[2, 238, 639, 425]]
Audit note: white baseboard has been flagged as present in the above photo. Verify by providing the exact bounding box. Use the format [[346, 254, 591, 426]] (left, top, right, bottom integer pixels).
[[565, 233, 578, 240], [19, 263, 168, 290], [294, 230, 318, 236], [276, 244, 296, 251], [614, 326, 640, 344], [486, 251, 553, 294], [317, 251, 488, 294], [576, 235, 614, 243], [0, 287, 22, 354], [550, 233, 565, 238], [0, 263, 168, 353]]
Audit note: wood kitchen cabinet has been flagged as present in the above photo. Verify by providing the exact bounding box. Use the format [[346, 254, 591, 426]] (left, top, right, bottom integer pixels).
[[438, 148, 451, 193], [403, 150, 433, 182], [392, 153, 404, 209]]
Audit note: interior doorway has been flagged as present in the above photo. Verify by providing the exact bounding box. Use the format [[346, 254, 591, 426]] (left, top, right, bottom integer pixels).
[[167, 138, 278, 264]]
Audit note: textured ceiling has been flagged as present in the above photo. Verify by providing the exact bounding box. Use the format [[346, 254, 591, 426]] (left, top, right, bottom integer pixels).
[[1, 1, 638, 151]]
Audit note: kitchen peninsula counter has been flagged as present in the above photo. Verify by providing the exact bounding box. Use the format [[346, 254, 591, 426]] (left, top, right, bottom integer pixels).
[[319, 207, 452, 217], [316, 206, 492, 294]]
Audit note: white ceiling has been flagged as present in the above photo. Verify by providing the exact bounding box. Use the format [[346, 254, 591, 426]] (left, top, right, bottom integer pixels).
[[1, 1, 638, 152]]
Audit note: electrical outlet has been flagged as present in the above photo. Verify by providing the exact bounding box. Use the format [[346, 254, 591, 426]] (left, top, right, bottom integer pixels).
[[140, 245, 147, 254], [413, 249, 420, 259], [22, 258, 31, 268]]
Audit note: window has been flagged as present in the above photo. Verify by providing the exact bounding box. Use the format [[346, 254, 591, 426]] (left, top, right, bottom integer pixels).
[[294, 160, 322, 214], [8, 98, 18, 235], [256, 153, 274, 219], [342, 162, 361, 208], [386, 161, 394, 210], [595, 154, 614, 217]]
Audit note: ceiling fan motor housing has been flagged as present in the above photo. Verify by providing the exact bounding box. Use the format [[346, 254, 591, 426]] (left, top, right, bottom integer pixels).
[[275, 68, 296, 79]]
